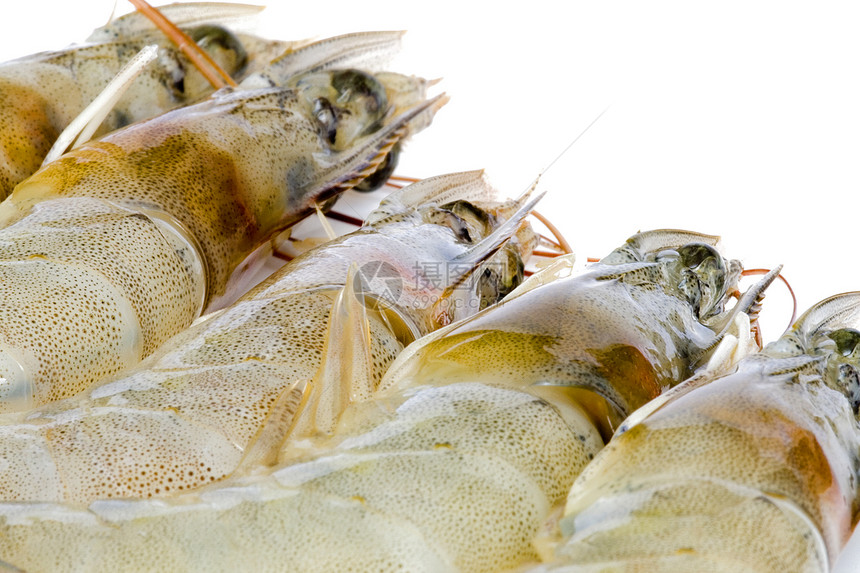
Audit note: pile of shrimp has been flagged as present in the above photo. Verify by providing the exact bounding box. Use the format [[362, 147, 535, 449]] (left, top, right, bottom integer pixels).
[[0, 2, 855, 573]]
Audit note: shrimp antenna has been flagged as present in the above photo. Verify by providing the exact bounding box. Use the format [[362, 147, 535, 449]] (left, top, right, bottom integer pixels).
[[540, 105, 611, 178], [531, 209, 573, 255], [519, 106, 610, 263], [106, 0, 119, 26], [388, 174, 421, 185], [126, 0, 237, 89]]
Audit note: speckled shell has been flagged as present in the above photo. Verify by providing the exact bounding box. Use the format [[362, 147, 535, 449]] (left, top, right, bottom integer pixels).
[[0, 20, 288, 197], [0, 176, 523, 504], [0, 382, 600, 573], [381, 258, 727, 436], [0, 225, 758, 572], [0, 288, 402, 501], [547, 350, 860, 572], [0, 63, 437, 412]]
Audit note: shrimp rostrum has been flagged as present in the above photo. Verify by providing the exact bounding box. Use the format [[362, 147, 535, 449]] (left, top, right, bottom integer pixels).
[[0, 227, 777, 572], [0, 2, 293, 197], [0, 170, 537, 508], [0, 31, 444, 412], [537, 292, 860, 573]]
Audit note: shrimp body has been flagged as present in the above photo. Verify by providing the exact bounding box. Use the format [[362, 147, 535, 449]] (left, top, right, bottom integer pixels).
[[0, 32, 443, 411], [0, 228, 774, 572], [0, 170, 534, 505], [539, 293, 860, 572], [0, 382, 586, 573], [0, 3, 291, 197], [382, 230, 770, 435]]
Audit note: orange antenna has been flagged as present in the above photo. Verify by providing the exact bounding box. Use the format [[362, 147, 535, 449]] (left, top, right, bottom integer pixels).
[[387, 174, 421, 184], [525, 213, 573, 277], [536, 233, 563, 253], [531, 249, 564, 258], [742, 267, 797, 333], [530, 210, 573, 255], [126, 0, 238, 89], [384, 174, 421, 189]]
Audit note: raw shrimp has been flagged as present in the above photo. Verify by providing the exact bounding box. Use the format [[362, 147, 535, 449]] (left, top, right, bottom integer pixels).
[[0, 2, 293, 197], [531, 292, 860, 573], [0, 31, 444, 411], [381, 229, 779, 436], [0, 170, 536, 506], [0, 227, 777, 573]]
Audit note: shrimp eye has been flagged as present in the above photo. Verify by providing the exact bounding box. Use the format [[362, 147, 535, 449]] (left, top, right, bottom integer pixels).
[[188, 25, 248, 75], [829, 328, 860, 356], [822, 329, 860, 414], [443, 212, 472, 242], [331, 70, 387, 118], [163, 25, 247, 102], [476, 244, 525, 309], [654, 249, 680, 263], [838, 363, 860, 415], [313, 98, 338, 145], [295, 69, 390, 149], [674, 243, 727, 319], [438, 201, 493, 243], [678, 243, 724, 272]]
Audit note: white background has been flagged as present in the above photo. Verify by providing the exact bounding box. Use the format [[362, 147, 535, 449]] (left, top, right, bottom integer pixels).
[[3, 1, 860, 569]]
